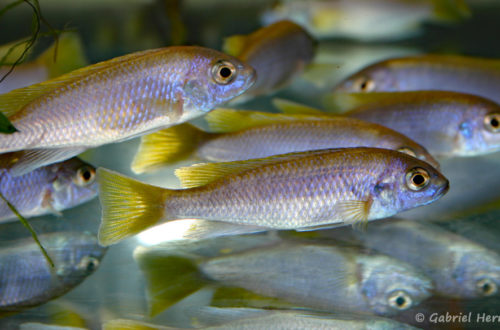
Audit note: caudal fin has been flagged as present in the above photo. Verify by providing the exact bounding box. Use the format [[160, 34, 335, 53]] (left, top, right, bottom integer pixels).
[[131, 124, 208, 174], [134, 246, 207, 316], [97, 168, 172, 246]]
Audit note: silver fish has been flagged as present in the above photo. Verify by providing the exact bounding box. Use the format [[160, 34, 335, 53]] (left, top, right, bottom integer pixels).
[[0, 157, 97, 223], [0, 232, 107, 313], [131, 109, 439, 173], [103, 307, 419, 329], [332, 54, 500, 105], [134, 240, 433, 316], [98, 147, 449, 246], [349, 220, 500, 299], [0, 46, 255, 175]]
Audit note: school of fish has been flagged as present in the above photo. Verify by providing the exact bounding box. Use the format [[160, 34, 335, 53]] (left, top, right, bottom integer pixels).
[[0, 0, 500, 329]]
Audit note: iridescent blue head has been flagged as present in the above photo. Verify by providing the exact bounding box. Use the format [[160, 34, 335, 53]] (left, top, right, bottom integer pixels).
[[180, 48, 256, 114], [368, 151, 449, 220]]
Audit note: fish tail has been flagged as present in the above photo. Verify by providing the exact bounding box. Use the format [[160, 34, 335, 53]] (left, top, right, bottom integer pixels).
[[222, 35, 248, 57], [131, 123, 208, 174], [35, 32, 88, 78], [134, 246, 207, 316], [97, 168, 173, 246]]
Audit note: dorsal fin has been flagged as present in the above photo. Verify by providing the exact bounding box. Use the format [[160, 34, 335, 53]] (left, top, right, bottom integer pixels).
[[205, 108, 326, 133], [0, 47, 165, 118], [272, 98, 325, 115], [175, 149, 335, 188]]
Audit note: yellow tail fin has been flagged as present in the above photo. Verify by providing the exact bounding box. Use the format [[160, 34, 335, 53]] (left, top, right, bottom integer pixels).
[[222, 35, 248, 57], [134, 246, 208, 316], [131, 124, 208, 174], [97, 168, 172, 246]]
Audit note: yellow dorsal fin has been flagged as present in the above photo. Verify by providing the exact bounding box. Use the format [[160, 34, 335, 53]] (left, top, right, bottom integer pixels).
[[222, 35, 248, 57], [35, 32, 88, 78], [175, 149, 334, 188], [0, 47, 165, 118], [205, 108, 323, 133], [272, 98, 325, 115]]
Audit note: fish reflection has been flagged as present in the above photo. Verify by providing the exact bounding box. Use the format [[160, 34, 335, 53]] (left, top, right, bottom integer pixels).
[[134, 239, 433, 316], [0, 232, 107, 314]]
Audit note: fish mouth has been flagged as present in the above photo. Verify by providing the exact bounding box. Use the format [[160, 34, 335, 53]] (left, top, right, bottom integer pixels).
[[433, 179, 450, 198]]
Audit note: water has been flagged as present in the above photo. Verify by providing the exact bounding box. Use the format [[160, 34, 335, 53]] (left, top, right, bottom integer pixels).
[[1, 0, 500, 329]]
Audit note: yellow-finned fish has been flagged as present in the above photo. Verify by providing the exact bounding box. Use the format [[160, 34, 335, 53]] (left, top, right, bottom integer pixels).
[[131, 108, 439, 174], [223, 20, 316, 101], [134, 238, 433, 316], [277, 93, 500, 158], [261, 0, 470, 41], [98, 147, 448, 246], [0, 46, 255, 176], [0, 33, 88, 94], [332, 54, 500, 105]]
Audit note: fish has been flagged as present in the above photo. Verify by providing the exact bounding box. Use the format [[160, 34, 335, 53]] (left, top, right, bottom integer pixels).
[[20, 324, 85, 330], [261, 0, 470, 41], [134, 239, 433, 316], [339, 219, 500, 299], [0, 231, 107, 314], [0, 157, 97, 223], [0, 33, 88, 94], [131, 108, 439, 173], [103, 307, 419, 329], [98, 147, 449, 246], [332, 54, 500, 105], [0, 46, 255, 176], [278, 92, 500, 158], [223, 20, 316, 101]]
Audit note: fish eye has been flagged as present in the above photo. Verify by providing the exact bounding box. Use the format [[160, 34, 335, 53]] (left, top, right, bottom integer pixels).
[[388, 290, 412, 310], [405, 167, 430, 191], [354, 77, 375, 92], [79, 256, 99, 273], [476, 278, 498, 296], [484, 113, 500, 133], [397, 146, 417, 158], [75, 165, 96, 187], [212, 60, 236, 85]]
